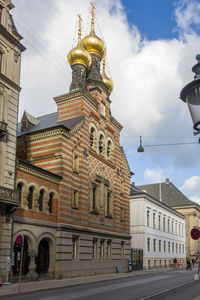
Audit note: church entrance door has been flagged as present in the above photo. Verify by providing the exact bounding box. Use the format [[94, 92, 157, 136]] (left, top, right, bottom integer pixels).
[[36, 239, 49, 274]]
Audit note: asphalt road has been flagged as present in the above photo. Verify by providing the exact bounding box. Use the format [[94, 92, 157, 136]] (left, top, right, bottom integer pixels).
[[4, 268, 200, 300]]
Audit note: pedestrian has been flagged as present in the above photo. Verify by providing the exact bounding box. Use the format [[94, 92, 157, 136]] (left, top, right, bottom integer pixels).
[[173, 257, 177, 270], [192, 259, 195, 267], [186, 257, 191, 270]]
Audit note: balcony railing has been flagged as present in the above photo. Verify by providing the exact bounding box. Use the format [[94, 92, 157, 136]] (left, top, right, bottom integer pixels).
[[0, 120, 7, 137], [0, 186, 19, 206]]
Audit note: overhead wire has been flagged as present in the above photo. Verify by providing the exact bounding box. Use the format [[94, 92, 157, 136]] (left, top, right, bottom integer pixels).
[[12, 10, 71, 82]]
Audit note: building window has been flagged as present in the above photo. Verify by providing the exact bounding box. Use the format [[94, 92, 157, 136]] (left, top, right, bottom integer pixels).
[[91, 183, 99, 213], [147, 238, 150, 251], [163, 217, 166, 231], [164, 241, 166, 252], [38, 190, 44, 212], [172, 243, 174, 253], [158, 215, 161, 230], [48, 192, 53, 214], [92, 239, 98, 259], [72, 189, 79, 208], [27, 186, 33, 209], [159, 240, 161, 252], [168, 219, 170, 233], [121, 242, 125, 259], [179, 244, 181, 254], [100, 102, 106, 117], [120, 207, 125, 221], [147, 211, 150, 227], [153, 213, 156, 228], [120, 180, 124, 195], [175, 223, 177, 235], [153, 239, 156, 252], [106, 240, 112, 260], [17, 183, 23, 205], [182, 224, 184, 236], [0, 51, 2, 73], [73, 154, 79, 173], [107, 140, 112, 159], [168, 242, 170, 253], [72, 236, 79, 260], [99, 134, 105, 155], [0, 6, 2, 25], [179, 223, 181, 236], [176, 243, 178, 253], [106, 191, 112, 216], [100, 240, 105, 260], [172, 220, 174, 234], [182, 244, 184, 254]]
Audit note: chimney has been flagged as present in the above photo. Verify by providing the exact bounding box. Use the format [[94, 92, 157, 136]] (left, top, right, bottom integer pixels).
[[166, 178, 169, 184]]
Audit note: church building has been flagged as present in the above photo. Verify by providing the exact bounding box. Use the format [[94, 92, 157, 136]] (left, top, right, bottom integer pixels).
[[13, 5, 132, 280]]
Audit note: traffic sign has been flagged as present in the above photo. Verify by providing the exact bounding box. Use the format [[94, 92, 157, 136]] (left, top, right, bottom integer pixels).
[[191, 228, 200, 240], [15, 234, 23, 246]]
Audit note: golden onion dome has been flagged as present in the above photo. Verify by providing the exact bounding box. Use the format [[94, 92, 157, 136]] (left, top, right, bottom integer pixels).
[[81, 32, 106, 59], [67, 15, 91, 68], [81, 3, 106, 59], [102, 59, 114, 93]]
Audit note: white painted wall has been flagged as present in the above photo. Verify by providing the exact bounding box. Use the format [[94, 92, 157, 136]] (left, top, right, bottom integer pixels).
[[130, 194, 186, 269]]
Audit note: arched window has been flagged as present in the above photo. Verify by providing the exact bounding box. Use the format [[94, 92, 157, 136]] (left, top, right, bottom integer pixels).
[[27, 186, 33, 209], [17, 183, 23, 205], [38, 190, 44, 212], [107, 140, 112, 158], [90, 128, 95, 148], [48, 192, 53, 214], [99, 134, 104, 154]]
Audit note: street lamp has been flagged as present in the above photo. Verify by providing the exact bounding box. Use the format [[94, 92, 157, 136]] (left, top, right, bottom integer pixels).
[[180, 55, 200, 135]]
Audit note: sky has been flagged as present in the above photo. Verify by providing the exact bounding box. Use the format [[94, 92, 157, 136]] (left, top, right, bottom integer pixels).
[[11, 0, 200, 204]]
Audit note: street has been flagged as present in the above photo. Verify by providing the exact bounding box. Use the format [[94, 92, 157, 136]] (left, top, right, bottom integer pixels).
[[3, 267, 200, 300]]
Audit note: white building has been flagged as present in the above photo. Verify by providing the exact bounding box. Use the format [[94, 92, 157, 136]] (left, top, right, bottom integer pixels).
[[130, 184, 186, 270]]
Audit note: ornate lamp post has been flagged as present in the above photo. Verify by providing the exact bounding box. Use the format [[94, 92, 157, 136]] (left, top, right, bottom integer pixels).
[[180, 55, 200, 135]]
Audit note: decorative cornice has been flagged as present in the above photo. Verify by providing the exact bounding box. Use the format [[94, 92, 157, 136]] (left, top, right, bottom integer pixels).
[[110, 116, 123, 131], [20, 117, 85, 144], [54, 89, 99, 110], [0, 24, 25, 51], [0, 72, 21, 92], [17, 159, 62, 184], [89, 149, 115, 169], [57, 222, 131, 239], [89, 111, 100, 122], [131, 193, 186, 219]]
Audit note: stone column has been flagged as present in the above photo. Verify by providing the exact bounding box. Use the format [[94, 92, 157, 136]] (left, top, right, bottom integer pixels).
[[27, 250, 38, 280]]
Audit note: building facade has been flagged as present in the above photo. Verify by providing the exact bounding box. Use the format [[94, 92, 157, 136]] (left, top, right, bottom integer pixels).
[[130, 184, 186, 269], [13, 8, 132, 280], [0, 0, 25, 280], [139, 179, 200, 258]]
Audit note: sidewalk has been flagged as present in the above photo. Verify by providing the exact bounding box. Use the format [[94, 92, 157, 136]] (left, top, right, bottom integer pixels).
[[0, 267, 184, 298]]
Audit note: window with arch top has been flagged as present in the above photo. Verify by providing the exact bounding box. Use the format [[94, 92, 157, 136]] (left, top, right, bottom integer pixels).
[[27, 186, 33, 209], [38, 189, 44, 212]]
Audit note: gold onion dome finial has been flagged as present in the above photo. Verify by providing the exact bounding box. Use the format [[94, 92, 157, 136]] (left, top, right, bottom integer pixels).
[[102, 58, 114, 93], [67, 14, 91, 68], [81, 2, 106, 59]]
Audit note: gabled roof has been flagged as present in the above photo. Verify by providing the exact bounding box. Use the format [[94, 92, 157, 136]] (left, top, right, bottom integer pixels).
[[18, 112, 85, 136], [137, 181, 199, 208]]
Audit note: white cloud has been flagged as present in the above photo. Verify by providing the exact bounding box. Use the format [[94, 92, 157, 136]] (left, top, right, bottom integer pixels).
[[180, 176, 200, 204], [11, 0, 200, 180], [144, 167, 163, 183]]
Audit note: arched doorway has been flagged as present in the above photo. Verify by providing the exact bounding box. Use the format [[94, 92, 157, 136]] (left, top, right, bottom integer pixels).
[[36, 239, 49, 274], [13, 237, 30, 276]]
